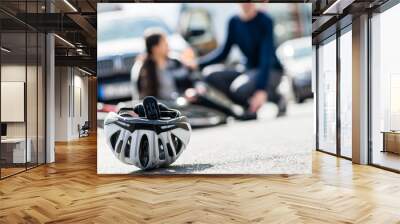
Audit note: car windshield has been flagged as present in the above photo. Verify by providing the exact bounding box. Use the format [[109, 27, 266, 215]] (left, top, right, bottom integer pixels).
[[98, 18, 172, 42], [293, 45, 312, 59]]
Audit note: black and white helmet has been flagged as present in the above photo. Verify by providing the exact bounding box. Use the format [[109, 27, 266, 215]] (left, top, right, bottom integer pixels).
[[104, 96, 191, 170]]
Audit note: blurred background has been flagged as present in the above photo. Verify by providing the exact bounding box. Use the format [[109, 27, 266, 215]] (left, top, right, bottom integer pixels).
[[97, 3, 312, 105], [97, 3, 313, 174]]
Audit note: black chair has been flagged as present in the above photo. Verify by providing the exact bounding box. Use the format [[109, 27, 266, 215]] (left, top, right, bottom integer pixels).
[[78, 121, 90, 138]]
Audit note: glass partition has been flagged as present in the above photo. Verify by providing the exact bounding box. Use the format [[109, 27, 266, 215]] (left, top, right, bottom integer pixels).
[[38, 32, 46, 165], [339, 28, 352, 158], [1, 30, 28, 177], [27, 30, 38, 169], [317, 36, 337, 154], [371, 4, 400, 171], [0, 1, 46, 179]]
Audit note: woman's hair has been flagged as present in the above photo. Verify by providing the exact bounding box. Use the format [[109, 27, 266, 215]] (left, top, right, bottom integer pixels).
[[138, 29, 165, 98]]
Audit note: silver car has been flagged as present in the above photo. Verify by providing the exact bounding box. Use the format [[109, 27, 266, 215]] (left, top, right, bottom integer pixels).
[[276, 36, 313, 103]]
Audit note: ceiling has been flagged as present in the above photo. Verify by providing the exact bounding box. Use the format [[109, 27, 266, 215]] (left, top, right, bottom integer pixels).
[[0, 0, 394, 75], [1, 0, 98, 73], [311, 0, 391, 43]]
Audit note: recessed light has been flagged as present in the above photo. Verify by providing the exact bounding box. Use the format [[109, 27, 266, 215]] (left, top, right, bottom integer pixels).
[[54, 34, 75, 48], [78, 67, 92, 76], [1, 47, 11, 53], [63, 0, 78, 12]]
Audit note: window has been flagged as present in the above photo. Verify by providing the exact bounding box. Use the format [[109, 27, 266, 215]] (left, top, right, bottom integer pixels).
[[317, 36, 337, 154], [339, 28, 352, 158], [370, 3, 400, 171]]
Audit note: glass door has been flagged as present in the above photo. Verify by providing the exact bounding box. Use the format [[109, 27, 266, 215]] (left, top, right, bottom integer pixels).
[[38, 32, 46, 165], [370, 3, 400, 171], [0, 1, 47, 179], [27, 30, 38, 169], [339, 27, 352, 158], [1, 30, 28, 178], [317, 36, 337, 154]]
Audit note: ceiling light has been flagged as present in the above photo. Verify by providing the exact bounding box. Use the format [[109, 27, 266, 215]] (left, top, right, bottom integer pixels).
[[323, 0, 341, 14], [1, 47, 11, 53], [78, 67, 92, 76], [322, 0, 354, 15], [63, 0, 78, 12], [54, 34, 75, 48]]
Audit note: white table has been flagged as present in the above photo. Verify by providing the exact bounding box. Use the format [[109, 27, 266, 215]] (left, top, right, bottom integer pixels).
[[1, 138, 31, 163]]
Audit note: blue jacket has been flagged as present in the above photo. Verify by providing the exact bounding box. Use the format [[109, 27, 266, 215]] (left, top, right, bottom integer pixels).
[[198, 12, 275, 90]]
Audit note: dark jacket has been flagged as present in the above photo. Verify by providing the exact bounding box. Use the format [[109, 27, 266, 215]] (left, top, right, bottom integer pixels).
[[198, 12, 275, 90]]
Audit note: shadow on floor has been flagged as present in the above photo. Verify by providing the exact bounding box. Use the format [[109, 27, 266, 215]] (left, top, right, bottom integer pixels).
[[130, 163, 214, 174]]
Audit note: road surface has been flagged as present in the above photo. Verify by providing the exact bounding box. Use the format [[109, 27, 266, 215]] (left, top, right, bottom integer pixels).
[[97, 101, 313, 174]]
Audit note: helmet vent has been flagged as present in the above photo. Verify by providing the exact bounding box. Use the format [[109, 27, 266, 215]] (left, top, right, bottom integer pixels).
[[171, 134, 183, 155], [158, 139, 165, 160], [110, 130, 121, 150], [139, 135, 150, 168], [124, 136, 132, 158], [166, 143, 174, 157]]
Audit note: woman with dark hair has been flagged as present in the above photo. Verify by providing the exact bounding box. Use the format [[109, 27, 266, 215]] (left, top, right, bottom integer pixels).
[[136, 29, 246, 120], [138, 29, 179, 100]]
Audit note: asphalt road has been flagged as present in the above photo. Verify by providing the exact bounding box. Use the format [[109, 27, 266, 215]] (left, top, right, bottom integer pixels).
[[97, 100, 313, 174]]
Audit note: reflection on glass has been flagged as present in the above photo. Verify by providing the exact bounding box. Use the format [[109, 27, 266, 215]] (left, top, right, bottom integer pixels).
[[0, 1, 47, 178], [390, 75, 400, 131], [27, 31, 38, 169], [340, 30, 352, 158], [371, 4, 400, 171], [38, 33, 46, 165], [1, 31, 27, 177], [318, 38, 337, 154]]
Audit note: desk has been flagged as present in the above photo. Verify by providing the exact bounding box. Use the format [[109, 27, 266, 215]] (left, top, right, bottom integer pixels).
[[1, 138, 31, 163], [382, 131, 400, 154]]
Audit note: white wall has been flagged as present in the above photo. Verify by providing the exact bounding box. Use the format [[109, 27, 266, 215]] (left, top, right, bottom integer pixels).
[[1, 65, 26, 138], [71, 73, 89, 138], [1, 63, 47, 164], [54, 67, 89, 141], [55, 66, 69, 141], [1, 65, 41, 138]]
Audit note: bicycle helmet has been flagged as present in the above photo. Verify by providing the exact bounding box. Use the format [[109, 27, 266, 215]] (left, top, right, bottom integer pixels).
[[104, 96, 191, 170]]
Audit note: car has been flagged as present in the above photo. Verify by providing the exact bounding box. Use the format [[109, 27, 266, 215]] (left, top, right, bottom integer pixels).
[[97, 11, 191, 103], [276, 36, 313, 103], [178, 4, 243, 62]]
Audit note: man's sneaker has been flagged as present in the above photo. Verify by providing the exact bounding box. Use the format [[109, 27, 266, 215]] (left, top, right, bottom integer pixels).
[[276, 97, 287, 117], [236, 111, 258, 121]]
